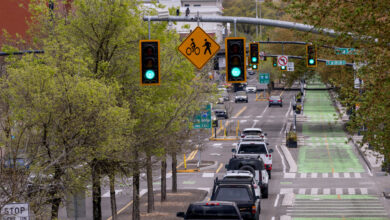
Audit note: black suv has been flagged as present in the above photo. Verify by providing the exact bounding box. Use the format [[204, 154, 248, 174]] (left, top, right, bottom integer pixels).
[[177, 201, 243, 220], [225, 157, 269, 198], [211, 178, 261, 220]]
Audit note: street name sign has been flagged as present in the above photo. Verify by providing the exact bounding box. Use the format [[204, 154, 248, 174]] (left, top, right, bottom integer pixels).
[[193, 104, 211, 129], [259, 73, 270, 84], [326, 60, 346, 66], [287, 62, 294, 71], [335, 48, 357, 55], [178, 26, 220, 69], [277, 55, 288, 66], [1, 203, 29, 220]]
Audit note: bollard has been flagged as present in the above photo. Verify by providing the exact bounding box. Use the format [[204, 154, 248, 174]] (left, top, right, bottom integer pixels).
[[184, 154, 187, 169]]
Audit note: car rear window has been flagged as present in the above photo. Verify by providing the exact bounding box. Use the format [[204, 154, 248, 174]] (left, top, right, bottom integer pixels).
[[186, 204, 240, 219], [239, 144, 267, 154], [236, 91, 246, 95], [215, 187, 252, 201], [270, 96, 280, 100], [243, 130, 262, 135]]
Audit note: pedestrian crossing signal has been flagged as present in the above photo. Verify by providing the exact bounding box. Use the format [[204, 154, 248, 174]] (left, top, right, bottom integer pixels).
[[140, 40, 160, 85]]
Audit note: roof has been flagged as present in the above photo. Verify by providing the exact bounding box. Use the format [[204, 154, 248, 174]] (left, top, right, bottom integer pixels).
[[243, 128, 262, 132], [224, 170, 253, 177]]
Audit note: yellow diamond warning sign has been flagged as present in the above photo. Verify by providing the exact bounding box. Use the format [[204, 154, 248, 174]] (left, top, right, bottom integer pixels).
[[178, 27, 220, 69]]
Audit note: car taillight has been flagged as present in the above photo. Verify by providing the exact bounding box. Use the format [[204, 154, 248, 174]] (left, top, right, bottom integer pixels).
[[266, 154, 271, 157], [253, 184, 257, 188], [278, 100, 282, 102], [252, 206, 256, 214], [241, 135, 245, 138], [206, 203, 219, 206]]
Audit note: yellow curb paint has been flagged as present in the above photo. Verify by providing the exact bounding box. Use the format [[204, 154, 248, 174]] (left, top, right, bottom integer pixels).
[[177, 169, 199, 173], [107, 199, 134, 220], [188, 149, 198, 161], [215, 106, 247, 135], [216, 163, 224, 173]]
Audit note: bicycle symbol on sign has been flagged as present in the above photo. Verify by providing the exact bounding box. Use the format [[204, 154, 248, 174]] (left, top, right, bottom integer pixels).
[[186, 38, 200, 55]]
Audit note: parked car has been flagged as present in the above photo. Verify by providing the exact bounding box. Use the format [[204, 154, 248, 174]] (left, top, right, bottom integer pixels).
[[235, 91, 248, 103], [233, 141, 274, 179], [268, 95, 283, 107], [177, 201, 243, 220], [213, 104, 228, 119], [225, 157, 269, 198], [245, 85, 257, 93], [211, 177, 261, 220]]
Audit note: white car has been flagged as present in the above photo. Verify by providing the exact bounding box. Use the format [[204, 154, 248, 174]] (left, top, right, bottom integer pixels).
[[245, 85, 257, 93], [223, 170, 261, 198], [233, 141, 274, 179]]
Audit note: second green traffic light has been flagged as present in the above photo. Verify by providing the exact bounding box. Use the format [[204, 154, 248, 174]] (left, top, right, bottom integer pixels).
[[249, 42, 259, 70]]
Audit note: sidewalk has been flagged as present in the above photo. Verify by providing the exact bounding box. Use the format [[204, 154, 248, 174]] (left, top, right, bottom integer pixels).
[[116, 189, 207, 220]]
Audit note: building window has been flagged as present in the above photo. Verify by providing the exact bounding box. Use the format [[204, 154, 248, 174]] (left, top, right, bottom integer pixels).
[[184, 4, 190, 7], [193, 4, 201, 7]]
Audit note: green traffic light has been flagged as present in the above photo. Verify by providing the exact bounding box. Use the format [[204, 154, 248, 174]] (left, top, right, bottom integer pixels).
[[281, 66, 286, 70], [145, 70, 155, 79], [309, 59, 315, 65], [251, 57, 257, 63], [231, 67, 241, 77], [253, 64, 257, 69], [273, 63, 277, 67]]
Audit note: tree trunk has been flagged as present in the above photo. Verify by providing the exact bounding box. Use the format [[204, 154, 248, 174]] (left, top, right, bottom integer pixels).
[[161, 154, 167, 202], [92, 159, 102, 220], [146, 154, 154, 213], [171, 152, 177, 193], [50, 196, 61, 219], [132, 150, 140, 220], [50, 165, 62, 219], [109, 171, 117, 220]]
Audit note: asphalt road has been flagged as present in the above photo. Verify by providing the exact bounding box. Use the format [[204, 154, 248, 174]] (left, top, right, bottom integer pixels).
[[58, 74, 390, 220]]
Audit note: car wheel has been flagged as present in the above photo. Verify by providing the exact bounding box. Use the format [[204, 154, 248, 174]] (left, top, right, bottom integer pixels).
[[268, 105, 271, 107], [280, 104, 283, 107], [267, 170, 271, 179], [246, 100, 248, 103], [235, 100, 237, 103]]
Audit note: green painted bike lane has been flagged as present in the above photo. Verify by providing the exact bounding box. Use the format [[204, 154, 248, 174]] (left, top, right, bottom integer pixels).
[[298, 90, 364, 173]]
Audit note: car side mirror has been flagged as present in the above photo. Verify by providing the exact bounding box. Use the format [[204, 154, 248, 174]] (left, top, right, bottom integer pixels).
[[176, 212, 185, 218], [266, 143, 270, 145], [232, 148, 236, 153], [269, 149, 274, 153], [264, 133, 267, 136]]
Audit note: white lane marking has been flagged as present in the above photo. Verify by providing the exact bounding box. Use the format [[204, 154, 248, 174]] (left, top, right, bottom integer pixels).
[[282, 193, 295, 206], [102, 189, 123, 198], [232, 116, 238, 119], [140, 189, 148, 196], [280, 121, 287, 134], [322, 173, 329, 178], [344, 173, 351, 178], [280, 216, 292, 220], [285, 100, 292, 118], [300, 173, 307, 178], [298, 188, 306, 195], [333, 173, 339, 178], [280, 188, 293, 194], [348, 188, 356, 195], [243, 115, 250, 118], [311, 173, 318, 178], [260, 105, 269, 117], [240, 120, 247, 123], [202, 173, 215, 178], [232, 143, 237, 146], [271, 217, 275, 220], [311, 188, 319, 195], [213, 143, 222, 146], [284, 173, 296, 178], [360, 188, 368, 194], [251, 120, 259, 128], [166, 173, 172, 179], [336, 188, 343, 195], [281, 145, 297, 172], [366, 164, 373, 176], [256, 115, 263, 118], [274, 194, 280, 207], [210, 153, 221, 156], [323, 188, 330, 195], [276, 145, 286, 174]]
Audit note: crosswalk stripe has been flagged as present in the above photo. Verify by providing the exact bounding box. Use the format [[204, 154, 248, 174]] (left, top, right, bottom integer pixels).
[[311, 188, 319, 195], [360, 188, 368, 194], [354, 172, 362, 178], [322, 173, 328, 178], [311, 173, 318, 178], [280, 188, 293, 194], [333, 173, 340, 178], [336, 188, 343, 194], [298, 188, 306, 194], [300, 173, 307, 178], [344, 173, 351, 178], [348, 188, 355, 195], [284, 173, 296, 178], [202, 173, 215, 178], [323, 188, 330, 195]]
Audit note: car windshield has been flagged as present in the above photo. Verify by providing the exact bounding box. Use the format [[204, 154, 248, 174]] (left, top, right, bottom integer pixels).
[[236, 91, 246, 96], [186, 204, 240, 219], [239, 144, 267, 154], [243, 131, 262, 135], [215, 187, 252, 201]]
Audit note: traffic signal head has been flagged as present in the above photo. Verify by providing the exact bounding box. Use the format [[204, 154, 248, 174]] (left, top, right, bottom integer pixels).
[[306, 45, 317, 67], [252, 63, 258, 70], [272, 57, 277, 67], [225, 37, 246, 83], [280, 65, 287, 71], [249, 43, 259, 64], [140, 40, 160, 85]]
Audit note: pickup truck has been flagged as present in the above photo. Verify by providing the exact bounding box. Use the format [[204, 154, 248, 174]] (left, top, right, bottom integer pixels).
[[211, 178, 261, 220], [232, 141, 274, 179], [177, 201, 243, 220]]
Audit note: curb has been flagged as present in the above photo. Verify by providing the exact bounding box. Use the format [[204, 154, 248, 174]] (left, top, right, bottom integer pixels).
[[349, 136, 373, 173]]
